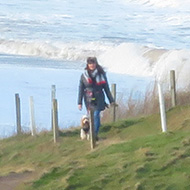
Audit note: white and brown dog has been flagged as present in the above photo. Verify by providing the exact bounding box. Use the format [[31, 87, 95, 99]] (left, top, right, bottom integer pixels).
[[80, 115, 90, 140]]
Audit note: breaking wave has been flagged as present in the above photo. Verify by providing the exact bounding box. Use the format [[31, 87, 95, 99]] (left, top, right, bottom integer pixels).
[[1, 39, 190, 88], [99, 43, 190, 88], [0, 39, 113, 61]]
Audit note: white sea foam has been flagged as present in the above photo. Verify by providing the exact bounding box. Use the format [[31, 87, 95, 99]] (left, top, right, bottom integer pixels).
[[152, 49, 190, 88], [99, 43, 152, 76], [1, 38, 190, 88], [100, 43, 190, 88], [0, 39, 114, 61], [121, 0, 190, 8]]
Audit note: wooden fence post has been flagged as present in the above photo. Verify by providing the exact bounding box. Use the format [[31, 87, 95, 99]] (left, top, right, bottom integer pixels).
[[89, 109, 96, 149], [157, 82, 167, 133], [111, 83, 116, 122], [52, 98, 59, 143], [170, 70, 177, 107], [29, 96, 36, 136], [15, 93, 22, 135], [51, 85, 56, 130]]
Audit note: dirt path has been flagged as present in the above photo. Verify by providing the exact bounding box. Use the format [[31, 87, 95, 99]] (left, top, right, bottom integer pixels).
[[0, 172, 35, 190]]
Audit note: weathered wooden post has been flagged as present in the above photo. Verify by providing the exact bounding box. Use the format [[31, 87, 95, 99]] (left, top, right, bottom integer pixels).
[[52, 98, 59, 143], [157, 82, 167, 133], [51, 85, 56, 130], [111, 83, 116, 122], [170, 70, 177, 107], [29, 96, 36, 136], [89, 109, 96, 149], [15, 93, 22, 135]]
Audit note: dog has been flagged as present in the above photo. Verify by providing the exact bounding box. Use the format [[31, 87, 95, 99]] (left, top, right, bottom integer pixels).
[[80, 115, 90, 140]]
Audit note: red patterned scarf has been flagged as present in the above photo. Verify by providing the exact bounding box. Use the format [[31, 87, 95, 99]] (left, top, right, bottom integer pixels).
[[83, 69, 106, 85]]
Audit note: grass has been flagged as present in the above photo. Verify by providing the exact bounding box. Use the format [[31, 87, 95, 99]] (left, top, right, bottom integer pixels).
[[0, 105, 190, 189]]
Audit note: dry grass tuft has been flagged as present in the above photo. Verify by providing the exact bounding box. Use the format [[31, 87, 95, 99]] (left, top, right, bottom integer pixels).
[[102, 81, 190, 123]]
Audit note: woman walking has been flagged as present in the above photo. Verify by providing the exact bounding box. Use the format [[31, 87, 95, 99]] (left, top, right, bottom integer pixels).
[[78, 57, 114, 140]]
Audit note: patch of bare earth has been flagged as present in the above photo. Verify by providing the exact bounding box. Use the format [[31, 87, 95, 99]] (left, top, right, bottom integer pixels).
[[0, 172, 35, 190]]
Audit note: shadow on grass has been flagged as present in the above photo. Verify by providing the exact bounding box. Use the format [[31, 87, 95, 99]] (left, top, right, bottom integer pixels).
[[100, 118, 144, 133], [59, 129, 79, 137], [58, 118, 144, 138]]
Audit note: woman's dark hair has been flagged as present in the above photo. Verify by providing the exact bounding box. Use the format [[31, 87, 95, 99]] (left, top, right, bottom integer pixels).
[[85, 57, 105, 74]]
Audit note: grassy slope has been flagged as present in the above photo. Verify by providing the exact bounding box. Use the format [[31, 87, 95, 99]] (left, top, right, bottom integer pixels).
[[0, 106, 190, 190]]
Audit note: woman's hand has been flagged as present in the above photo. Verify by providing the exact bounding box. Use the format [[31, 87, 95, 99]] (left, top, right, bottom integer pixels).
[[78, 104, 82, 110], [110, 102, 118, 107]]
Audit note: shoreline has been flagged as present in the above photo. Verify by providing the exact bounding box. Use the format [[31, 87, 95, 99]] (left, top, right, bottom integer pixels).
[[0, 57, 152, 138]]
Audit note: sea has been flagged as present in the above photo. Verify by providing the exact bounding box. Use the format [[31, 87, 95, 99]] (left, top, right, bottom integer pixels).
[[0, 0, 190, 138]]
